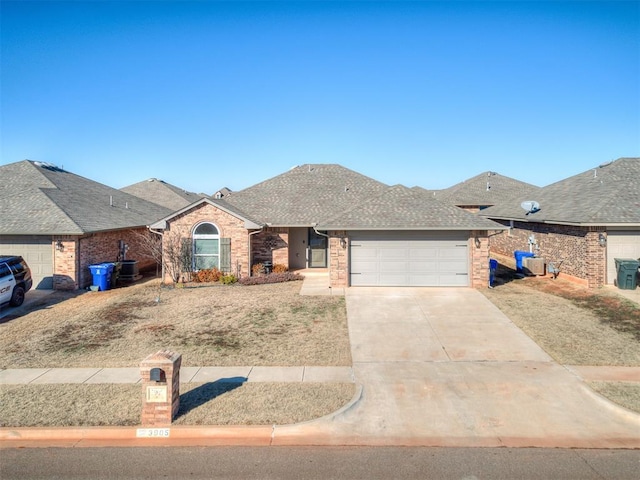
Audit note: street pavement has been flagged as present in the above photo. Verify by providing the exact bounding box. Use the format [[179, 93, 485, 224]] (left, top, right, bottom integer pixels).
[[1, 275, 639, 448]]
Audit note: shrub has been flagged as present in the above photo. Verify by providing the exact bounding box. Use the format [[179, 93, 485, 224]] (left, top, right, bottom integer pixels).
[[272, 263, 288, 273], [252, 263, 265, 276], [193, 268, 222, 283], [238, 272, 304, 286], [221, 274, 237, 285]]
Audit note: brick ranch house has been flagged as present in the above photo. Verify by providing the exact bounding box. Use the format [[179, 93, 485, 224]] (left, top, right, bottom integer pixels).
[[480, 158, 640, 288], [0, 160, 172, 290], [150, 164, 506, 288]]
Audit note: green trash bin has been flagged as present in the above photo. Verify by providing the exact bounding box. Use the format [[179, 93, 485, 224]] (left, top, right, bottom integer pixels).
[[614, 258, 639, 290]]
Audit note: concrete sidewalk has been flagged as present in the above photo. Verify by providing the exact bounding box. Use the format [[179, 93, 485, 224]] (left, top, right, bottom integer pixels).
[[0, 366, 354, 385]]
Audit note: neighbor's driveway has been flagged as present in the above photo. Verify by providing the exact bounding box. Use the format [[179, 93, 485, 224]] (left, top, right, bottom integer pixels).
[[274, 288, 640, 448]]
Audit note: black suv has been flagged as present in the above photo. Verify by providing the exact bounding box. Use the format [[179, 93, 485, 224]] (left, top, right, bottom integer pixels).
[[0, 256, 33, 307]]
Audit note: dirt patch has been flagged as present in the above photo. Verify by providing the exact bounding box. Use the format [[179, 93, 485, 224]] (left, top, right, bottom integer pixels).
[[0, 278, 351, 368]]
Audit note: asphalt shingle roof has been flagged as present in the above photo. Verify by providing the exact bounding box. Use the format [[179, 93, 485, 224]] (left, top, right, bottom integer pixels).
[[1, 160, 173, 235], [433, 171, 540, 207], [121, 178, 207, 211], [223, 164, 390, 226], [320, 185, 505, 230], [479, 158, 640, 225]]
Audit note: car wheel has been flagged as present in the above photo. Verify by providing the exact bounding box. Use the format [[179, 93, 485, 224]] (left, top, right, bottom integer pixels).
[[9, 286, 25, 307]]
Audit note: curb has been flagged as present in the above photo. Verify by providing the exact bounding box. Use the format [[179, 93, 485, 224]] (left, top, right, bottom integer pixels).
[[0, 385, 366, 448]]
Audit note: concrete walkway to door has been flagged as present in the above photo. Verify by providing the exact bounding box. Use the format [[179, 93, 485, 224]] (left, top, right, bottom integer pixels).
[[273, 287, 640, 448]]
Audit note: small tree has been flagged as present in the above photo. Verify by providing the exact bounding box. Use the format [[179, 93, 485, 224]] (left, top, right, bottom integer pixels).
[[128, 228, 163, 276], [163, 232, 193, 284]]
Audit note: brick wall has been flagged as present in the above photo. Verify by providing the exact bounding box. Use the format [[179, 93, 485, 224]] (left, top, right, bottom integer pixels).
[[489, 220, 607, 288], [251, 227, 289, 270], [329, 231, 348, 287], [163, 203, 250, 282], [470, 231, 490, 288], [53, 228, 158, 290]]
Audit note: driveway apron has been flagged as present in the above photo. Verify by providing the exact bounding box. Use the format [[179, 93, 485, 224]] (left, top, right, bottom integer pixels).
[[274, 288, 640, 447]]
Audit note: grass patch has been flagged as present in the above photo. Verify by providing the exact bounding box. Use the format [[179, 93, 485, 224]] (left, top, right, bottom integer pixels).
[[588, 382, 640, 414], [481, 275, 640, 366], [0, 279, 351, 368], [0, 383, 356, 427]]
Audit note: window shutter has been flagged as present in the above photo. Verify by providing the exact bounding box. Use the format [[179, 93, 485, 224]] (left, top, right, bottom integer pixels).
[[220, 238, 231, 272]]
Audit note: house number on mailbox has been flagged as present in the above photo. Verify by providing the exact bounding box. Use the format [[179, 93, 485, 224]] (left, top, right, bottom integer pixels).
[[146, 385, 167, 402]]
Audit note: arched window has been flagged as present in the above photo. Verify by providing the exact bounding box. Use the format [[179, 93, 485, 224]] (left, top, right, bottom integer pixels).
[[193, 222, 220, 270]]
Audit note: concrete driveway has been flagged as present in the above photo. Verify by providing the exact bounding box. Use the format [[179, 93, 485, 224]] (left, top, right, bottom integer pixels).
[[274, 288, 640, 447]]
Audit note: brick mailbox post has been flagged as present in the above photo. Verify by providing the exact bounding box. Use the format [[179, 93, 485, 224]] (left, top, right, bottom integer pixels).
[[140, 350, 182, 426]]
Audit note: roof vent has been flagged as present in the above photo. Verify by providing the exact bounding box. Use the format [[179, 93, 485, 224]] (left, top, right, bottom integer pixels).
[[33, 161, 64, 172], [599, 160, 614, 168]]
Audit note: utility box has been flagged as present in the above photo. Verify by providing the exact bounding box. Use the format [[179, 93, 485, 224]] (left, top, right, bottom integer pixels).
[[514, 250, 535, 273], [614, 258, 639, 290], [524, 257, 546, 276], [140, 350, 182, 426]]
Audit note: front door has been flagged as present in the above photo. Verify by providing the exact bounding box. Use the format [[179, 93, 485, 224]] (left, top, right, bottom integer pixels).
[[308, 230, 327, 268]]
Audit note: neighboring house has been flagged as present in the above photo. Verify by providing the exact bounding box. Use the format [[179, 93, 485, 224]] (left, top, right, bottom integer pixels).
[[479, 158, 640, 288], [120, 178, 207, 211], [213, 187, 232, 199], [0, 160, 172, 290], [427, 171, 540, 212], [150, 164, 506, 288]]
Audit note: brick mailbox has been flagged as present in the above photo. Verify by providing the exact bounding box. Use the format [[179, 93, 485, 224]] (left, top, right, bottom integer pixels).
[[140, 350, 182, 426]]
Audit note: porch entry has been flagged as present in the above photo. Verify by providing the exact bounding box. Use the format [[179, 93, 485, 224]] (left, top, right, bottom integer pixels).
[[308, 229, 327, 268], [288, 228, 328, 269]]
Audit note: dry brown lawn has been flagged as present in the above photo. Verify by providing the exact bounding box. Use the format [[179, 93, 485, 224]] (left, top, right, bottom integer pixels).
[[0, 278, 355, 427], [0, 278, 351, 368], [0, 383, 356, 427], [481, 274, 640, 366]]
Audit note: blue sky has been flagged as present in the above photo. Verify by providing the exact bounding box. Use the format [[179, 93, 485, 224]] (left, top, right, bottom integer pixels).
[[2, 1, 638, 194]]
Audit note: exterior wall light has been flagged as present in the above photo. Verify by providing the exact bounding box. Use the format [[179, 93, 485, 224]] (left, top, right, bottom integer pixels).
[[55, 240, 64, 252], [340, 237, 347, 249], [598, 233, 607, 247]]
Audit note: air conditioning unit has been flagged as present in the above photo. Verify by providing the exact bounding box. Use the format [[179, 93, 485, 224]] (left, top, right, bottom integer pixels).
[[523, 257, 546, 276]]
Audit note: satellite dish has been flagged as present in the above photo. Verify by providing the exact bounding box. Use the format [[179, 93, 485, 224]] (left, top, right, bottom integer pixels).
[[521, 200, 540, 215]]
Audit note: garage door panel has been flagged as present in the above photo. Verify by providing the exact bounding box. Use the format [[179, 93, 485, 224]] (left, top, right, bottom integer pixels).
[[0, 235, 53, 289], [379, 262, 411, 273], [379, 249, 409, 260], [607, 231, 640, 285], [409, 260, 438, 272], [349, 231, 469, 287], [439, 273, 469, 287]]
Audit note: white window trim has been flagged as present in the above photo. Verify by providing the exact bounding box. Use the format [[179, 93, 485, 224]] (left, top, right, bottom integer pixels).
[[192, 222, 221, 271]]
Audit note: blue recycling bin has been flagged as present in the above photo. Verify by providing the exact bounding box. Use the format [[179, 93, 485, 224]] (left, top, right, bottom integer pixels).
[[489, 259, 498, 287], [514, 250, 535, 272], [89, 263, 115, 291]]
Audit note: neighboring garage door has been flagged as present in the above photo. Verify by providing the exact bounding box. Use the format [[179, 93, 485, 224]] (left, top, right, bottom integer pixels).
[[0, 235, 53, 289], [607, 230, 640, 285], [349, 231, 469, 287]]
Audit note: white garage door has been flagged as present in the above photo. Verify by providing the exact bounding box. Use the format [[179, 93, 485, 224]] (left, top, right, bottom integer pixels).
[[607, 230, 640, 285], [349, 231, 469, 287], [0, 235, 54, 289]]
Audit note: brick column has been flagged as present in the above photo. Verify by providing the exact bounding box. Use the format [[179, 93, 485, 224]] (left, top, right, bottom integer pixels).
[[140, 350, 182, 426]]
